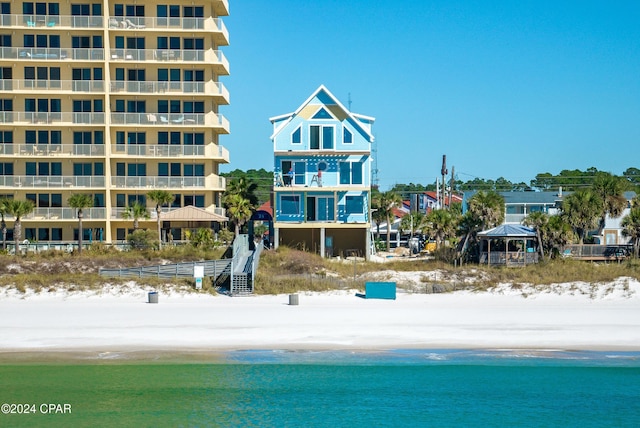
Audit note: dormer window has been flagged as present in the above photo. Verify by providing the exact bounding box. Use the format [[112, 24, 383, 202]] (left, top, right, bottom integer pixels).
[[291, 126, 301, 144], [343, 128, 352, 144]]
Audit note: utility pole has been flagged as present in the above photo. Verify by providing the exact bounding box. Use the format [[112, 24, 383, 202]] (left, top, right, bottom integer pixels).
[[441, 155, 448, 209]]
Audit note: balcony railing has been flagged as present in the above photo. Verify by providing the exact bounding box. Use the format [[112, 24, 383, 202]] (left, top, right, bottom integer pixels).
[[3, 47, 104, 61], [0, 112, 105, 125], [109, 80, 228, 99], [1, 14, 104, 28], [108, 49, 228, 69], [110, 174, 225, 190], [26, 207, 106, 221], [110, 143, 229, 161], [0, 79, 105, 92], [111, 176, 205, 189], [1, 143, 105, 156], [108, 16, 227, 33], [109, 112, 229, 132], [1, 175, 105, 188]]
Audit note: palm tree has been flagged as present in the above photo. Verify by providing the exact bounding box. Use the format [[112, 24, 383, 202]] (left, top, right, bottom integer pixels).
[[543, 215, 574, 259], [225, 177, 259, 206], [523, 211, 548, 258], [466, 190, 505, 231], [0, 197, 10, 250], [399, 212, 425, 240], [147, 190, 174, 249], [561, 189, 602, 244], [68, 193, 93, 254], [225, 194, 252, 236], [376, 190, 402, 251], [423, 209, 456, 248], [6, 199, 34, 254], [122, 201, 150, 231], [592, 173, 628, 235], [621, 206, 640, 258], [370, 188, 386, 241], [458, 191, 504, 260]]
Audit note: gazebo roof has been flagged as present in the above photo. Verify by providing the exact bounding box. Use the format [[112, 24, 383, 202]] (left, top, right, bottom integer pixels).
[[477, 224, 536, 238]]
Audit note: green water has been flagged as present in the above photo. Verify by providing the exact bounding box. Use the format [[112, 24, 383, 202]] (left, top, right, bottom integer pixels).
[[1, 350, 639, 427]]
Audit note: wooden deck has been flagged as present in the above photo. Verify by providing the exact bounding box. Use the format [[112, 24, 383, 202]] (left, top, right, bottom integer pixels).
[[562, 245, 632, 261]]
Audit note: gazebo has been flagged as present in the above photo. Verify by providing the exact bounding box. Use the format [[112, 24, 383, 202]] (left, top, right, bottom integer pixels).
[[477, 224, 540, 266]]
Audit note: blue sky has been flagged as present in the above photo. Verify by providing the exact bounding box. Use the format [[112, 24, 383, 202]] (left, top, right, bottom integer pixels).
[[221, 1, 640, 190]]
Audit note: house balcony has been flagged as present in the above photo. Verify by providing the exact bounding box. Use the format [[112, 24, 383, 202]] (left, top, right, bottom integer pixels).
[[110, 112, 229, 133], [0, 79, 105, 93], [109, 80, 229, 103], [3, 47, 105, 61], [108, 49, 229, 74], [24, 207, 107, 221], [1, 175, 105, 188], [111, 144, 229, 162], [1, 143, 105, 157], [0, 112, 105, 125], [1, 14, 104, 29], [110, 174, 225, 190]]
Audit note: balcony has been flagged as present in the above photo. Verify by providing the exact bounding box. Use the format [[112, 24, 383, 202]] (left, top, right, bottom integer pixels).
[[26, 207, 106, 221], [1, 14, 104, 29], [110, 174, 225, 190], [0, 79, 105, 93], [109, 80, 229, 102], [3, 47, 105, 61], [110, 112, 229, 133], [1, 143, 105, 157], [108, 49, 229, 74], [1, 175, 106, 188], [0, 112, 105, 125], [107, 16, 228, 43], [111, 143, 229, 162]]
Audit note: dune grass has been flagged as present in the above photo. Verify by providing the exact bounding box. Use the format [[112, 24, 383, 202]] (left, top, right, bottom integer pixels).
[[2, 245, 640, 295]]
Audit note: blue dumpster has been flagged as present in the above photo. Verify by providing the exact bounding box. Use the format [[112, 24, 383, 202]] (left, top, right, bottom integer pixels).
[[365, 282, 396, 300]]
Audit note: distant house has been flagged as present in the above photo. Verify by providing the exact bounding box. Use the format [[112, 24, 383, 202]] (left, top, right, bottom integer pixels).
[[269, 85, 375, 259], [463, 190, 637, 245]]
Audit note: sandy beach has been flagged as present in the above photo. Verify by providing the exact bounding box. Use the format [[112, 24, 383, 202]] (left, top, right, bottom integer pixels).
[[1, 276, 640, 355]]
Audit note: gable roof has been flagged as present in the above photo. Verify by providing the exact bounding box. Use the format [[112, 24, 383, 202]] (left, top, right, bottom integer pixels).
[[160, 205, 228, 222], [269, 84, 374, 141]]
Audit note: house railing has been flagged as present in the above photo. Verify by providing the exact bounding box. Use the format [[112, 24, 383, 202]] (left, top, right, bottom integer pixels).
[[562, 245, 632, 260], [480, 251, 539, 266]]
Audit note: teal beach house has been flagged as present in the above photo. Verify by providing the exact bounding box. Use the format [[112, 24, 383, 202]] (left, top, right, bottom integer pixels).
[[270, 85, 374, 260]]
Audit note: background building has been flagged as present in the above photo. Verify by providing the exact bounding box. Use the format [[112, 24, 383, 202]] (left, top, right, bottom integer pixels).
[[270, 85, 374, 259], [0, 0, 230, 246]]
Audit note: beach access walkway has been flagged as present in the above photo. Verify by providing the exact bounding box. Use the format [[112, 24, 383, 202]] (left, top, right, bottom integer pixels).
[[99, 234, 262, 295]]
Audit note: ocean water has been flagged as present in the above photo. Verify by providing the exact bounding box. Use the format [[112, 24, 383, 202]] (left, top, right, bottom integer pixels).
[[1, 349, 639, 428]]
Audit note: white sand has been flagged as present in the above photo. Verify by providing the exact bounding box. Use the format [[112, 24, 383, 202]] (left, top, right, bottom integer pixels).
[[1, 277, 640, 353]]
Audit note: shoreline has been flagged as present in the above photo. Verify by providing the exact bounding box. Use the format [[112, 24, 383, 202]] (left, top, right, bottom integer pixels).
[[2, 283, 640, 359]]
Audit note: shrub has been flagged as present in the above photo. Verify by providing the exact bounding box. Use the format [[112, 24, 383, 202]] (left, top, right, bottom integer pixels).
[[127, 229, 159, 251]]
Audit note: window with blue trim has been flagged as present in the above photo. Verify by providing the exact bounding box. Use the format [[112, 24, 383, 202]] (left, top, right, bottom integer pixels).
[[292, 126, 301, 144], [343, 128, 352, 144], [280, 195, 301, 215], [345, 196, 364, 214]]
